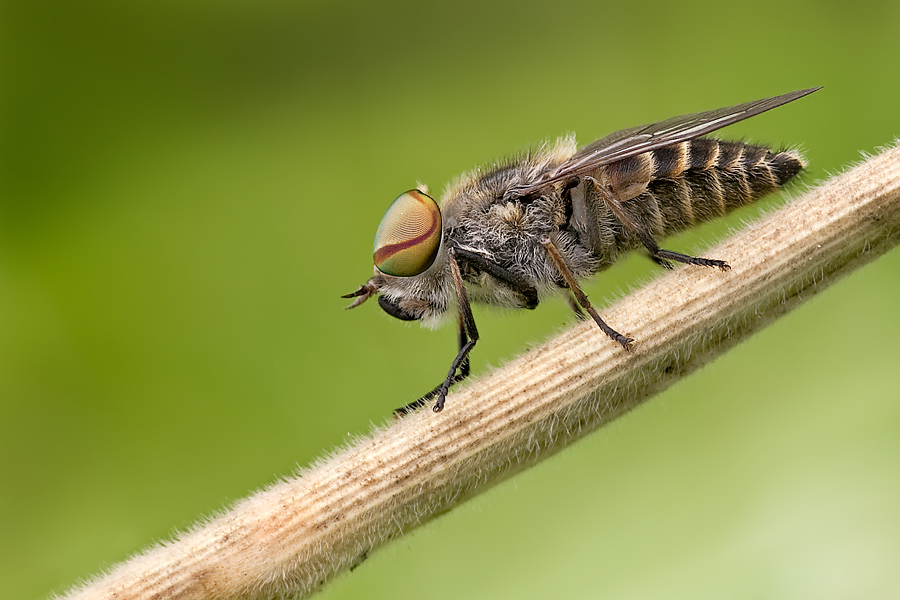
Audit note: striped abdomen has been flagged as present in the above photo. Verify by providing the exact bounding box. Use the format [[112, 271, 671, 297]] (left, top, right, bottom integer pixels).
[[653, 138, 803, 233], [614, 138, 804, 242]]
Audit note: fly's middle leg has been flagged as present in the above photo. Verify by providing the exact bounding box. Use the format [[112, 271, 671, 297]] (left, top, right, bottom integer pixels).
[[541, 237, 633, 351]]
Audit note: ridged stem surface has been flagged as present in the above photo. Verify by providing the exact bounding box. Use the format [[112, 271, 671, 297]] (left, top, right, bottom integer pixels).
[[62, 145, 900, 600]]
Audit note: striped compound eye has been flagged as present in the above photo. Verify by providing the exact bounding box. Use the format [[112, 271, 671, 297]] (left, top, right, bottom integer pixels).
[[373, 190, 442, 277]]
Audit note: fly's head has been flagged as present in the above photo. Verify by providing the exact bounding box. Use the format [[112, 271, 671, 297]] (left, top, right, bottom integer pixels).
[[342, 189, 453, 327]]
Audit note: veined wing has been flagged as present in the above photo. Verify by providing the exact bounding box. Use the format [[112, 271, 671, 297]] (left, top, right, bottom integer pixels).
[[507, 87, 820, 199]]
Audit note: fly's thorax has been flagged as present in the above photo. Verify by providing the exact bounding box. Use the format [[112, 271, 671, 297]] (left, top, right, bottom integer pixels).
[[435, 136, 580, 283], [440, 136, 578, 222], [443, 169, 606, 304]]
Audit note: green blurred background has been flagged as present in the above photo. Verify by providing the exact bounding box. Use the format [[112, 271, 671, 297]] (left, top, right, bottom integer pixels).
[[2, 1, 899, 598]]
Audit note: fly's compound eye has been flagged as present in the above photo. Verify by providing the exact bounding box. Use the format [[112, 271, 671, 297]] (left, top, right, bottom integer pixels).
[[373, 189, 441, 277]]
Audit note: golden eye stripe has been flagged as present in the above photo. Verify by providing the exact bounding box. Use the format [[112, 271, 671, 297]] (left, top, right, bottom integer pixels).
[[373, 189, 442, 277]]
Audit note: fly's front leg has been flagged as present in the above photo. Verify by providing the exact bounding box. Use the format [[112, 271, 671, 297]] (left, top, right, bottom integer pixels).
[[394, 247, 480, 416], [394, 248, 538, 416], [589, 172, 730, 271], [394, 318, 473, 417], [454, 247, 539, 309], [541, 237, 633, 351]]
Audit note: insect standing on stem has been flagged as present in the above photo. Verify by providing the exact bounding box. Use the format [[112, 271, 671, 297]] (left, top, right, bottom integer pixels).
[[343, 88, 820, 416]]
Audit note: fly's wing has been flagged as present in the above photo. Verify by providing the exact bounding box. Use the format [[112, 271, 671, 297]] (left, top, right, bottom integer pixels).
[[507, 87, 820, 199]]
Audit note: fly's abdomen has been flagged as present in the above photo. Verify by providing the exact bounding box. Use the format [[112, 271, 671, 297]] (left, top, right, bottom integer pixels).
[[647, 138, 804, 237]]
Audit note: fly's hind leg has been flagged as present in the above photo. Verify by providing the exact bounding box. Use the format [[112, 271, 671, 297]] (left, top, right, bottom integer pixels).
[[588, 174, 731, 272], [653, 248, 730, 271], [638, 229, 731, 271]]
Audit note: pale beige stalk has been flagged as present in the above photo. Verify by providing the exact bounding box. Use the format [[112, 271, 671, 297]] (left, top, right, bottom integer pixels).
[[62, 144, 900, 600]]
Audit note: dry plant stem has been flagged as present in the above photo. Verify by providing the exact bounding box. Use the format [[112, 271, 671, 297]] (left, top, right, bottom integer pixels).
[[64, 145, 900, 600]]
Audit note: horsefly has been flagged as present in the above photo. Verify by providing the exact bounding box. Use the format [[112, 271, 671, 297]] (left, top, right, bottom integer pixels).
[[343, 88, 819, 415]]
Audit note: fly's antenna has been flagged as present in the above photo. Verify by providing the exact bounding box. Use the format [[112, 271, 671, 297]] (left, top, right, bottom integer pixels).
[[341, 280, 379, 309]]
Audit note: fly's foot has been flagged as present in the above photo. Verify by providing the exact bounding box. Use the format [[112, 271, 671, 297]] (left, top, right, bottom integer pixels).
[[432, 379, 454, 412], [393, 376, 454, 417], [616, 334, 635, 351], [394, 395, 431, 418], [691, 257, 731, 271], [653, 249, 731, 271]]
